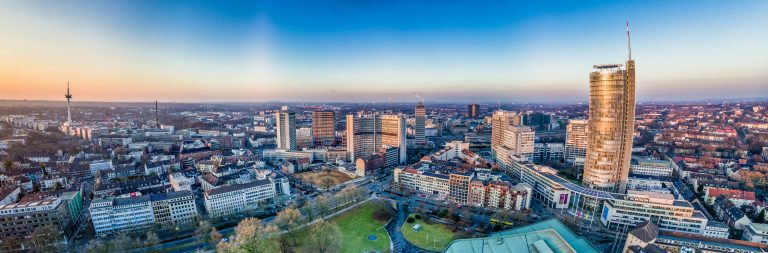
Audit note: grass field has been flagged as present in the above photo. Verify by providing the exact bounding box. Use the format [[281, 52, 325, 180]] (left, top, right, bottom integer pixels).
[[296, 201, 391, 253], [294, 169, 355, 189], [400, 214, 456, 252]]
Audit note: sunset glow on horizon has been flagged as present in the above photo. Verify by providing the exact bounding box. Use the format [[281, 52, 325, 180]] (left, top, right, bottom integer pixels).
[[1, 1, 766, 103]]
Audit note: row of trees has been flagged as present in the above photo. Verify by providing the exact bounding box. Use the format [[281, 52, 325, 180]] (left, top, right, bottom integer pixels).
[[85, 231, 161, 252]]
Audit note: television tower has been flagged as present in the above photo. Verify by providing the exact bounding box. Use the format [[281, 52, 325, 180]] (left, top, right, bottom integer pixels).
[[65, 81, 73, 124], [155, 100, 160, 128]]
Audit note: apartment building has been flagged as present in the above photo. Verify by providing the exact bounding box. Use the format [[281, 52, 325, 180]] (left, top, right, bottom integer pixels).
[[468, 180, 531, 210]]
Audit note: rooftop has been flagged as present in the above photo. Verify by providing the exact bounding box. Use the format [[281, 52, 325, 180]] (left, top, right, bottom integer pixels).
[[444, 219, 600, 253]]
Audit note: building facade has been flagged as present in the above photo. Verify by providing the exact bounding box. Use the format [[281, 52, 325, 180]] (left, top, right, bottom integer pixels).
[[203, 179, 276, 217], [275, 106, 297, 150], [312, 110, 336, 147], [582, 61, 636, 193], [381, 114, 407, 164], [565, 119, 589, 166], [467, 103, 480, 118], [415, 102, 426, 146]]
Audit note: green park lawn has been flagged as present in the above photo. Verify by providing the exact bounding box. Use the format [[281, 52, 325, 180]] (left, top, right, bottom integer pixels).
[[297, 201, 391, 253], [400, 214, 456, 252]]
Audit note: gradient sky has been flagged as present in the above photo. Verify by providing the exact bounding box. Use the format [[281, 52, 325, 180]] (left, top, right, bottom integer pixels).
[[1, 1, 766, 103]]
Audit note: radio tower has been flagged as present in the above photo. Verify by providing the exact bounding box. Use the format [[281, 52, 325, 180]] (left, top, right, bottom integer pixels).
[[155, 100, 160, 128], [65, 81, 73, 124]]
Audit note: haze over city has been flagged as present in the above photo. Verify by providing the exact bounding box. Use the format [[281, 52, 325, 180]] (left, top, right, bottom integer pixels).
[[1, 0, 767, 103]]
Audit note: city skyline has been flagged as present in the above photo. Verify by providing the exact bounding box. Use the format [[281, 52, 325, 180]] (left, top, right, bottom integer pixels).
[[1, 1, 767, 103]]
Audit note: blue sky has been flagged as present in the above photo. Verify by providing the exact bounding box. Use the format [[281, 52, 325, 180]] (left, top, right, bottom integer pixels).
[[1, 0, 766, 102]]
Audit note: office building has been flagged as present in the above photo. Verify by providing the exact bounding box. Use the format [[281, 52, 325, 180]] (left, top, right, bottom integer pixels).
[[601, 190, 707, 234], [381, 114, 407, 164], [346, 113, 406, 163], [312, 110, 336, 147], [415, 102, 426, 146], [0, 196, 76, 250], [533, 142, 565, 163], [90, 195, 155, 236], [296, 127, 313, 149], [204, 179, 276, 217], [565, 119, 589, 166], [630, 157, 674, 177], [499, 126, 535, 161], [622, 220, 768, 253], [275, 106, 297, 150], [150, 191, 198, 227], [491, 110, 523, 158], [582, 60, 636, 193], [467, 103, 480, 118], [346, 114, 381, 162]]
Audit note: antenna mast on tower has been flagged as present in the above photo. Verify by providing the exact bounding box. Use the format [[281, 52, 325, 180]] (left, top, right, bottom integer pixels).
[[626, 20, 632, 60]]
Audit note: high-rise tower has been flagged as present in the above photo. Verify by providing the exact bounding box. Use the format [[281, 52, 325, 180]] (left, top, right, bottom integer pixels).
[[275, 106, 297, 150], [565, 119, 589, 168], [582, 23, 636, 193], [467, 103, 480, 118], [414, 102, 426, 146], [381, 114, 407, 164], [65, 81, 73, 124], [312, 110, 336, 147]]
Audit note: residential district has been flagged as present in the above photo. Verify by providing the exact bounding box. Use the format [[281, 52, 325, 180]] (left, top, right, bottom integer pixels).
[[1, 51, 768, 253]]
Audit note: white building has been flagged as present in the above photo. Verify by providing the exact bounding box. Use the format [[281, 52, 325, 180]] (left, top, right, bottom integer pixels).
[[89, 160, 114, 176], [169, 172, 194, 192], [275, 106, 297, 150], [150, 191, 198, 226], [393, 166, 449, 198], [90, 195, 155, 236], [743, 222, 768, 244], [565, 119, 589, 166], [601, 190, 708, 234], [630, 157, 674, 177], [204, 179, 276, 217], [703, 221, 730, 239]]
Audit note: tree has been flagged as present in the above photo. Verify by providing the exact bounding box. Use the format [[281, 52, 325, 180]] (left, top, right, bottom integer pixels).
[[321, 177, 335, 190], [275, 206, 303, 245], [756, 209, 767, 223], [145, 231, 161, 249], [194, 220, 212, 245], [315, 194, 332, 218], [2, 160, 12, 172], [218, 217, 277, 253], [110, 233, 135, 251], [210, 227, 223, 245], [308, 219, 342, 253], [84, 239, 108, 253], [31, 224, 62, 252]]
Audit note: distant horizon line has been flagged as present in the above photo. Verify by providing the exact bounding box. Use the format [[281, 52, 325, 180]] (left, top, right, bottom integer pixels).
[[1, 97, 767, 106]]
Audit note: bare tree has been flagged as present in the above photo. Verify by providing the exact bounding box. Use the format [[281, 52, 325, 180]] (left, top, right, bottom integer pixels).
[[210, 227, 223, 245], [218, 217, 277, 253], [194, 220, 212, 246], [30, 224, 62, 252], [321, 177, 335, 190], [315, 194, 332, 218], [274, 206, 303, 245], [308, 219, 342, 253], [144, 231, 161, 249]]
